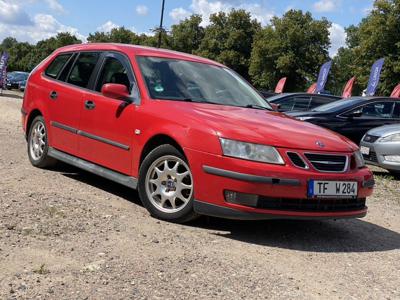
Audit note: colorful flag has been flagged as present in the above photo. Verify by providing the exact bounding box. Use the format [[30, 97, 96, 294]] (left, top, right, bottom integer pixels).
[[315, 61, 332, 93], [0, 52, 10, 89], [307, 82, 317, 94], [366, 58, 384, 96], [274, 77, 287, 93], [390, 83, 400, 98], [342, 76, 356, 98]]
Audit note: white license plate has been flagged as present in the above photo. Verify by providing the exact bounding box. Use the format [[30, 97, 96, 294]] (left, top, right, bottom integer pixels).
[[308, 180, 358, 198], [360, 146, 370, 155]]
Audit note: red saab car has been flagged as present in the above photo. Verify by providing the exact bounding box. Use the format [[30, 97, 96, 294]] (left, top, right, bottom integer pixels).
[[21, 44, 374, 223]]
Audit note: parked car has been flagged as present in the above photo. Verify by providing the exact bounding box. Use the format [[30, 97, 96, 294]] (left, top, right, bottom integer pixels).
[[266, 93, 342, 112], [259, 90, 276, 98], [6, 71, 29, 89], [21, 44, 374, 223], [287, 97, 400, 144], [360, 124, 400, 176], [19, 79, 27, 92]]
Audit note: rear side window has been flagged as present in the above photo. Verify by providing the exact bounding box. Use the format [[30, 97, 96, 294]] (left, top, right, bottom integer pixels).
[[58, 53, 77, 82], [67, 52, 99, 88], [292, 97, 311, 111], [311, 96, 331, 108], [45, 54, 72, 79]]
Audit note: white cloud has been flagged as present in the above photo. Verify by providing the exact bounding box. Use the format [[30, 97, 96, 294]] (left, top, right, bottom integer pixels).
[[136, 4, 148, 16], [44, 0, 65, 14], [0, 13, 85, 43], [329, 22, 346, 57], [97, 20, 119, 32], [313, 0, 338, 13], [0, 0, 33, 25], [170, 0, 275, 26], [169, 7, 191, 22]]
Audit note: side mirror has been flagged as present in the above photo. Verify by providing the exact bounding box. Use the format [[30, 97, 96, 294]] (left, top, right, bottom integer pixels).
[[270, 103, 280, 111], [101, 83, 130, 101], [345, 109, 362, 118]]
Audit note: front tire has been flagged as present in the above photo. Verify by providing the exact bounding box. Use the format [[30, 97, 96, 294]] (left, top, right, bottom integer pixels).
[[27, 116, 57, 168], [138, 144, 198, 223]]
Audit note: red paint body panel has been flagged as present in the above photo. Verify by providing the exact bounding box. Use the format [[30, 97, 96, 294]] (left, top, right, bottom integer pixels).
[[21, 43, 374, 220]]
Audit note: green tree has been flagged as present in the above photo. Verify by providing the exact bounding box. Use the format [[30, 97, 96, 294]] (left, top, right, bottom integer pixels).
[[170, 15, 204, 54], [249, 10, 330, 91], [334, 0, 400, 96], [196, 9, 261, 78]]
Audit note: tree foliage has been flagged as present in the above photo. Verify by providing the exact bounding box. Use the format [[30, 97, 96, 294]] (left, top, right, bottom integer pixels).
[[1, 2, 400, 96], [249, 10, 330, 91], [334, 0, 400, 96], [196, 10, 260, 78]]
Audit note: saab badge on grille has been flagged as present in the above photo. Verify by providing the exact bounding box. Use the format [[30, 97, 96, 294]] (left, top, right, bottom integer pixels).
[[316, 140, 325, 148]]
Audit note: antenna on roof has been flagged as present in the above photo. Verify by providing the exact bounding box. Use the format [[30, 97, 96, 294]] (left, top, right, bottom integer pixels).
[[157, 0, 166, 48]]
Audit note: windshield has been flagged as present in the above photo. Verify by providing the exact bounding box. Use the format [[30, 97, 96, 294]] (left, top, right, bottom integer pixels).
[[137, 56, 271, 109], [312, 98, 362, 112]]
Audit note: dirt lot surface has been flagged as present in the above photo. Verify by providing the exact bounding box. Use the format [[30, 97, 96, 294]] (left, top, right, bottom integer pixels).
[[0, 91, 399, 299]]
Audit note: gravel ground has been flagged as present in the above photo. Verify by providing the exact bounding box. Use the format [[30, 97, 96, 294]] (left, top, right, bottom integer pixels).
[[0, 91, 399, 300]]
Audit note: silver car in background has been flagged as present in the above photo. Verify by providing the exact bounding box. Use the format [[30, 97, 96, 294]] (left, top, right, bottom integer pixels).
[[360, 124, 400, 176]]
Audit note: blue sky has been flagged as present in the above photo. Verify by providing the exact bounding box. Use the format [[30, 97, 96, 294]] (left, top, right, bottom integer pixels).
[[0, 0, 374, 56]]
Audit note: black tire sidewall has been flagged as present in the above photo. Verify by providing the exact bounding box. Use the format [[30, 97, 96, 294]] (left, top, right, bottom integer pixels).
[[138, 144, 197, 223]]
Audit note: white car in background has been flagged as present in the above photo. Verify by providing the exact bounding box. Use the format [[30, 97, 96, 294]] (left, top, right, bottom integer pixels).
[[360, 124, 400, 177]]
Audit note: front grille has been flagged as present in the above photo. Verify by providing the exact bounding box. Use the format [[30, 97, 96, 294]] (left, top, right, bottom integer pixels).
[[287, 152, 307, 169], [257, 196, 366, 212], [304, 153, 347, 172], [363, 151, 378, 163], [363, 134, 379, 143]]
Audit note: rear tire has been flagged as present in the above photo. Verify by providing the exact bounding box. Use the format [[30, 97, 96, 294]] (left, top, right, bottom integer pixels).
[[138, 144, 198, 223], [27, 116, 57, 168]]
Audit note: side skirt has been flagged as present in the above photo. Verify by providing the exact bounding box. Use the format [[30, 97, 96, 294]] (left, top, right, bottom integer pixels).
[[48, 147, 138, 189]]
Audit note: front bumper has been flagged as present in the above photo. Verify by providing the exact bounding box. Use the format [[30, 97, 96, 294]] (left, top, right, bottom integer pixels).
[[186, 148, 374, 220], [360, 140, 400, 172]]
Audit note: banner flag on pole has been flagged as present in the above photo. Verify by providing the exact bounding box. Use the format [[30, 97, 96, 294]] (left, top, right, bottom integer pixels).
[[315, 61, 332, 93], [390, 83, 400, 98], [274, 77, 287, 93], [366, 58, 384, 96], [0, 51, 10, 89], [342, 76, 356, 98], [307, 82, 317, 94]]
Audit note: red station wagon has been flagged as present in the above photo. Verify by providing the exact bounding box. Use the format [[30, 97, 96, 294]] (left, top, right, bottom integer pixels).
[[21, 44, 374, 223]]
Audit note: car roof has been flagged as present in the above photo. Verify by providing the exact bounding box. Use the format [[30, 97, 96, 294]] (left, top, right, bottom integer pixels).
[[267, 92, 341, 102], [55, 43, 225, 67]]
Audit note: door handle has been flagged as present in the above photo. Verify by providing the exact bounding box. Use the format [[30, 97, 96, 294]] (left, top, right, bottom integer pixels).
[[49, 91, 58, 100], [85, 100, 96, 110]]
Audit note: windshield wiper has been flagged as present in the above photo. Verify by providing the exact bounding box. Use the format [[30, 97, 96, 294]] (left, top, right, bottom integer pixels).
[[243, 104, 271, 110]]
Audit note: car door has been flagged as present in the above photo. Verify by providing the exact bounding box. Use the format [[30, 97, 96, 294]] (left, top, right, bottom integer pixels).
[[78, 52, 138, 175], [45, 52, 100, 156], [41, 53, 78, 156], [338, 101, 396, 143]]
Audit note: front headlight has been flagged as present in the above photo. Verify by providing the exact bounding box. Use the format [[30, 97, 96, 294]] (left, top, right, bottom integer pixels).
[[220, 138, 284, 164], [378, 133, 400, 143], [354, 150, 365, 168]]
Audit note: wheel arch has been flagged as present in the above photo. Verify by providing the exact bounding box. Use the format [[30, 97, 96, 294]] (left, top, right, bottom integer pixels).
[[139, 134, 186, 167], [26, 109, 43, 137]]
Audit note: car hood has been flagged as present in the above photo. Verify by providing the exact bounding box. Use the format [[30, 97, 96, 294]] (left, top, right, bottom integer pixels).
[[168, 102, 357, 152], [367, 124, 400, 137]]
